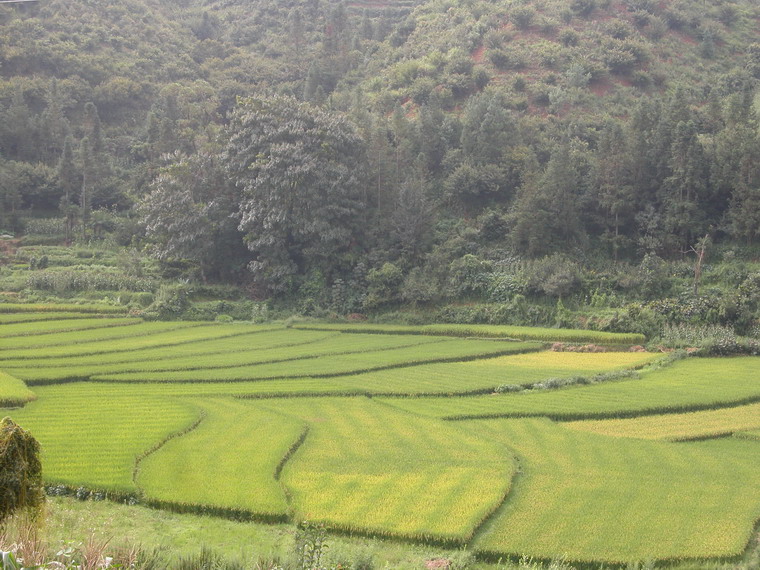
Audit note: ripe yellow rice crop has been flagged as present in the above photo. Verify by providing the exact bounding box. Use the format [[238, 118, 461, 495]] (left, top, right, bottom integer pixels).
[[565, 402, 760, 441], [324, 349, 657, 395], [257, 397, 516, 543]]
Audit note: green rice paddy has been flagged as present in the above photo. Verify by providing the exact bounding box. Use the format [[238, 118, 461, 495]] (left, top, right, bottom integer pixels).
[[566, 402, 760, 441], [468, 418, 760, 563], [293, 322, 646, 344], [379, 357, 760, 420], [1, 309, 759, 565]]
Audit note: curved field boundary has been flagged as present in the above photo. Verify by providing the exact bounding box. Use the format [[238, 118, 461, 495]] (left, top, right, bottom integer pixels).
[[6, 389, 199, 492], [133, 407, 208, 485], [262, 397, 516, 546], [276, 350, 659, 398], [136, 399, 306, 523], [293, 322, 645, 344]]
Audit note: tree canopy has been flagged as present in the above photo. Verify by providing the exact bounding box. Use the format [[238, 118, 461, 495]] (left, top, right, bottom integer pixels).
[[224, 95, 369, 294]]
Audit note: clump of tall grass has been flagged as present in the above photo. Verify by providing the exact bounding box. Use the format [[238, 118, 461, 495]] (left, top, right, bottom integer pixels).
[[651, 324, 760, 356], [27, 270, 154, 293], [495, 369, 637, 394]]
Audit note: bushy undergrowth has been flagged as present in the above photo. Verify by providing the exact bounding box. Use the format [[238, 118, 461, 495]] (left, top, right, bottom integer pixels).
[[651, 324, 760, 356]]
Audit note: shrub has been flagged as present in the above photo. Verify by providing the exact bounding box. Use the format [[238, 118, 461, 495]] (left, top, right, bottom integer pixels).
[[524, 255, 581, 299], [149, 284, 191, 319], [364, 263, 403, 310], [0, 417, 44, 523], [510, 6, 535, 29]]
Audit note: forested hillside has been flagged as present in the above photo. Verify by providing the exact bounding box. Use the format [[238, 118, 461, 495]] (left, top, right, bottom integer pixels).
[[3, 0, 760, 332]]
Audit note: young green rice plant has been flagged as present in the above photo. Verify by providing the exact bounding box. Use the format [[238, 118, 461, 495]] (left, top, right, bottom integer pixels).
[[380, 357, 760, 421], [0, 304, 127, 314], [7, 332, 450, 383], [325, 350, 656, 396], [6, 386, 200, 492], [565, 402, 760, 441], [0, 372, 36, 407], [4, 379, 359, 403], [87, 339, 542, 384], [0, 321, 197, 352], [0, 312, 107, 325], [293, 323, 646, 344], [136, 398, 304, 521], [0, 323, 275, 360], [1, 317, 141, 339], [467, 418, 760, 563], [0, 328, 331, 369], [257, 397, 516, 544]]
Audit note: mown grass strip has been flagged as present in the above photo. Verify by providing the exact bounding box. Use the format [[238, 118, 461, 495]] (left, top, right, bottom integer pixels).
[[565, 402, 760, 441], [0, 303, 128, 314], [0, 371, 36, 406], [294, 323, 645, 344], [137, 399, 303, 519], [467, 418, 760, 563], [380, 357, 760, 421], [258, 397, 516, 544], [1, 317, 142, 338], [7, 389, 200, 492], [85, 339, 543, 384]]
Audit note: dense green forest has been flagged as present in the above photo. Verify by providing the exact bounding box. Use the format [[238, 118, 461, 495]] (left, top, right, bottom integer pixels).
[[3, 0, 760, 335]]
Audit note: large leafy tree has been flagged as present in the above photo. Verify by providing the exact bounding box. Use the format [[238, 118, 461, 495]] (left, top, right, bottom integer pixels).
[[223, 95, 369, 294], [139, 151, 247, 282]]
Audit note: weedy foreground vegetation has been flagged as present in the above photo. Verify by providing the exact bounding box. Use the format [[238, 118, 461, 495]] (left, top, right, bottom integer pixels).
[[0, 306, 759, 569]]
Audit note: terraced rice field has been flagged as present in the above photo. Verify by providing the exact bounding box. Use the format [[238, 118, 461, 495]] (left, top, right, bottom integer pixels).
[[294, 322, 646, 344], [566, 402, 760, 441], [1, 308, 760, 565], [380, 357, 760, 420], [468, 418, 760, 562]]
